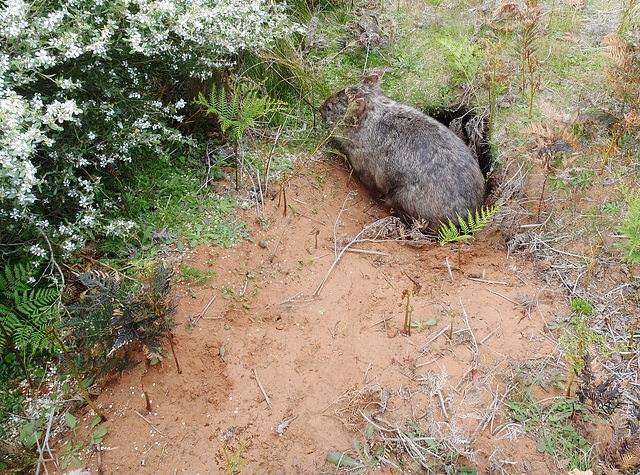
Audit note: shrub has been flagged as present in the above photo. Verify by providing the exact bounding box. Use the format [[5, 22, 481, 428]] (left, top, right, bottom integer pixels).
[[0, 0, 301, 265]]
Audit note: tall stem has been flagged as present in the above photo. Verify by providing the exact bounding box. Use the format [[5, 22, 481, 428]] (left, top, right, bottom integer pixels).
[[0, 322, 35, 395], [50, 329, 107, 422]]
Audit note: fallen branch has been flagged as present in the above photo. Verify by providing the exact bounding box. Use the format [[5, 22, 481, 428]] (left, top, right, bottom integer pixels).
[[253, 368, 273, 414]]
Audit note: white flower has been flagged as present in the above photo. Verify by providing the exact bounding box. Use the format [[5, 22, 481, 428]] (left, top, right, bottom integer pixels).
[[29, 244, 47, 258]]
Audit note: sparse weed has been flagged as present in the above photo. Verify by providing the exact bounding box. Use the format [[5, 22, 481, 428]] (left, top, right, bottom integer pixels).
[[505, 390, 594, 471]]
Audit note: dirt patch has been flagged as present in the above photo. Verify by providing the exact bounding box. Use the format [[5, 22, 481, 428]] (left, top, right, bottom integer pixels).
[[51, 159, 566, 474]]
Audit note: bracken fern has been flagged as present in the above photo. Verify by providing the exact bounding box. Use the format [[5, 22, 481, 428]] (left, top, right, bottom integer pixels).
[[438, 203, 502, 268], [615, 187, 640, 279], [0, 262, 60, 390]]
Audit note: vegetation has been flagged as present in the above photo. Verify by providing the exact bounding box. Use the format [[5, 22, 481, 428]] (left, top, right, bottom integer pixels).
[[1, 0, 640, 472]]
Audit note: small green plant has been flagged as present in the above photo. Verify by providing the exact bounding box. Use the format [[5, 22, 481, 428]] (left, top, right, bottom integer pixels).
[[60, 414, 108, 469], [214, 428, 252, 474], [438, 204, 502, 268], [194, 80, 284, 189], [615, 188, 640, 279], [505, 390, 593, 470], [411, 318, 437, 332], [398, 281, 421, 336], [427, 0, 445, 31], [327, 424, 385, 470], [561, 316, 605, 397], [179, 265, 216, 285], [0, 262, 60, 392], [571, 298, 593, 316], [436, 35, 482, 103], [64, 264, 179, 378]]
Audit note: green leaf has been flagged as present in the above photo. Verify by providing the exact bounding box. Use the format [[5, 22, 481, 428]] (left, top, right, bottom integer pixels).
[[64, 412, 77, 431], [364, 424, 374, 437], [326, 452, 360, 467], [456, 467, 477, 474], [91, 415, 102, 429]]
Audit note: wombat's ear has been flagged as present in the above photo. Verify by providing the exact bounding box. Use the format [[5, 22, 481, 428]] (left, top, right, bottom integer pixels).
[[353, 97, 367, 118], [362, 74, 382, 92]]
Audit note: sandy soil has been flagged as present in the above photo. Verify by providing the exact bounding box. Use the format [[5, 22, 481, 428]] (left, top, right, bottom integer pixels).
[[52, 158, 567, 474]]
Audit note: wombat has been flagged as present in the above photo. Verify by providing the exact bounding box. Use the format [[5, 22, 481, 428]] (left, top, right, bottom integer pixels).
[[320, 75, 485, 230]]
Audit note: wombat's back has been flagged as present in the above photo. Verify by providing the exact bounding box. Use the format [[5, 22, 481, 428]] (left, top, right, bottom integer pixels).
[[320, 75, 485, 229]]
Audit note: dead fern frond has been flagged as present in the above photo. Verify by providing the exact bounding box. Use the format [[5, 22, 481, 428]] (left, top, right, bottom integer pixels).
[[493, 1, 521, 20], [604, 410, 640, 473], [329, 384, 389, 431], [576, 353, 622, 417], [523, 101, 582, 154], [603, 32, 632, 71]]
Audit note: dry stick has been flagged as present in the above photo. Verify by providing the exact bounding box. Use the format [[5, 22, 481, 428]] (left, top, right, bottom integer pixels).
[[262, 122, 284, 210], [34, 407, 56, 475], [144, 391, 152, 413], [380, 271, 396, 289], [253, 368, 273, 414], [436, 390, 449, 420], [480, 325, 501, 344], [485, 287, 520, 306], [453, 300, 479, 393], [445, 257, 454, 283], [363, 362, 372, 383], [192, 295, 216, 325], [167, 329, 182, 374], [323, 246, 390, 256], [294, 211, 327, 226], [134, 410, 163, 434], [97, 443, 104, 475], [269, 218, 290, 263], [418, 326, 450, 352], [467, 277, 512, 285], [370, 311, 400, 328], [314, 193, 364, 297], [50, 329, 107, 422]]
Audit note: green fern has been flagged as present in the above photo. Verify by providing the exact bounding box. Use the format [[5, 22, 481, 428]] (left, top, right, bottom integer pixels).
[[65, 265, 176, 378], [195, 81, 282, 143], [0, 262, 60, 391], [194, 81, 283, 189], [438, 203, 502, 268], [615, 188, 640, 278], [436, 35, 482, 97], [0, 263, 59, 357]]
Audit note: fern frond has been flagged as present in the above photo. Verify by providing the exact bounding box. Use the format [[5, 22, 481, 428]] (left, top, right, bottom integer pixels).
[[615, 187, 640, 265], [438, 203, 502, 245]]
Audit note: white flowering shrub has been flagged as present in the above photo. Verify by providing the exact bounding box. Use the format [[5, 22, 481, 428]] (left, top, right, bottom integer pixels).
[[0, 0, 300, 261]]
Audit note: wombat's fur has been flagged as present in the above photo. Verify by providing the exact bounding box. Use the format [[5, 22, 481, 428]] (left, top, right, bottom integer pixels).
[[320, 75, 485, 230]]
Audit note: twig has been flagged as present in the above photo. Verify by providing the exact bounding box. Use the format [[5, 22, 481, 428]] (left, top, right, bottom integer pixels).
[[437, 390, 449, 420], [253, 368, 273, 414], [34, 407, 56, 475], [191, 295, 217, 325], [97, 442, 104, 475], [480, 325, 501, 344], [467, 277, 512, 286], [418, 326, 450, 352], [460, 299, 479, 356], [167, 329, 182, 374], [269, 218, 290, 263], [363, 362, 372, 383], [263, 123, 284, 206], [445, 257, 454, 283], [329, 320, 341, 339], [323, 245, 389, 256], [134, 410, 163, 434], [380, 271, 396, 289], [485, 288, 521, 306]]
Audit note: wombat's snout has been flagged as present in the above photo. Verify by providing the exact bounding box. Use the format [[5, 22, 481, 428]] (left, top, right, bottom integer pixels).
[[319, 98, 332, 122]]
